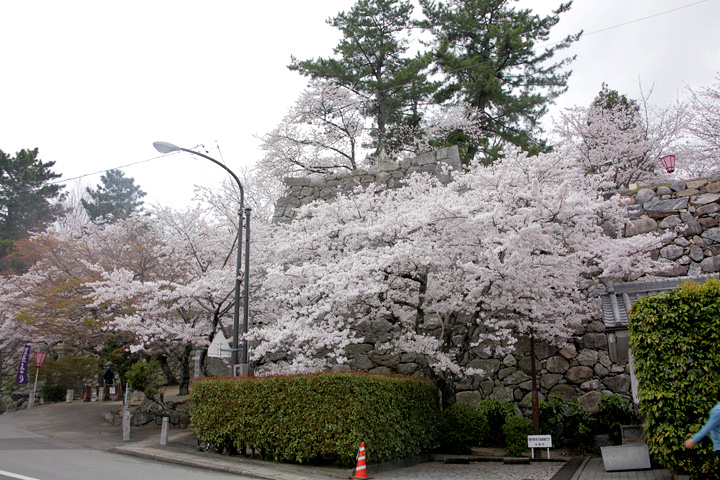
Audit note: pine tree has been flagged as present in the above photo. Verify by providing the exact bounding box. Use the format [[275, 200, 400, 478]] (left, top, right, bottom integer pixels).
[[82, 169, 146, 224], [419, 0, 580, 162], [0, 148, 64, 259], [289, 0, 437, 160]]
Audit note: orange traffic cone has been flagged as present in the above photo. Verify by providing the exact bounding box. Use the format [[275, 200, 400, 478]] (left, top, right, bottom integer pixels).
[[350, 442, 373, 480]]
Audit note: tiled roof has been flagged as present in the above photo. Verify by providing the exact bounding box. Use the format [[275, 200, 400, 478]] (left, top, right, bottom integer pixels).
[[601, 274, 718, 329]]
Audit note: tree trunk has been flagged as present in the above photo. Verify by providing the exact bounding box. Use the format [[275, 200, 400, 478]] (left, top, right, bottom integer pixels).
[[178, 344, 192, 396], [158, 354, 179, 386], [529, 328, 540, 435]]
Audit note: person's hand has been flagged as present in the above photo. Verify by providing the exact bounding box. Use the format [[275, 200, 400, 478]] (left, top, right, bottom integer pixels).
[[685, 439, 696, 449]]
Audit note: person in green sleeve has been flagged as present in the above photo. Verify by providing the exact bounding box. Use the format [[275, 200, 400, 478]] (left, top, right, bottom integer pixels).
[[685, 388, 720, 460]]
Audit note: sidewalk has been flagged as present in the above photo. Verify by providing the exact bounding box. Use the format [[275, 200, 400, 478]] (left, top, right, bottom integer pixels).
[[569, 457, 673, 480], [0, 398, 675, 480], [111, 427, 674, 480]]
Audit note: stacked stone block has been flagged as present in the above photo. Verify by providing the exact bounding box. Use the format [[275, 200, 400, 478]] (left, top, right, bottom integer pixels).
[[269, 149, 720, 409], [272, 146, 461, 224]]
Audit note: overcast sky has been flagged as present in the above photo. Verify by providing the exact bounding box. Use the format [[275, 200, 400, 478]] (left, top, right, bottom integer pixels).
[[1, 0, 718, 209]]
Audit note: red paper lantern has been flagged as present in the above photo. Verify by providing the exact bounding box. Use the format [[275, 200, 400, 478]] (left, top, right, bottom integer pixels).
[[661, 155, 675, 174], [34, 352, 48, 368]]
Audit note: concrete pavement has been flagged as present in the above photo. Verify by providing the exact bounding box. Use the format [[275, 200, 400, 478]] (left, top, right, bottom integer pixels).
[[0, 399, 675, 480]]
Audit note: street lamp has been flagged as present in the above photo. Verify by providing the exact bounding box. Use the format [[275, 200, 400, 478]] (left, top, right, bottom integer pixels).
[[152, 141, 251, 376]]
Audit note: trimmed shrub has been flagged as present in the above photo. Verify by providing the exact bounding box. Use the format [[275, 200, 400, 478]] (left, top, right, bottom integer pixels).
[[126, 359, 164, 402], [596, 394, 635, 445], [437, 403, 486, 453], [563, 398, 594, 453], [476, 398, 515, 447], [538, 395, 565, 437], [190, 372, 439, 466], [39, 355, 100, 388], [503, 416, 534, 457], [41, 383, 69, 403], [630, 279, 720, 479]]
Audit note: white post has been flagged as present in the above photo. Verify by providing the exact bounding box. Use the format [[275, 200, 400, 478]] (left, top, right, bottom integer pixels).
[[160, 417, 169, 445], [122, 386, 131, 441], [28, 367, 39, 408]]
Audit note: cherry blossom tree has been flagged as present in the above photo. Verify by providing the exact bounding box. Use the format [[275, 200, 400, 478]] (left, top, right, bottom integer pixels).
[[682, 73, 720, 178], [0, 198, 245, 395], [553, 84, 688, 189], [258, 79, 369, 178], [250, 148, 665, 405], [88, 206, 243, 394], [397, 102, 494, 161]]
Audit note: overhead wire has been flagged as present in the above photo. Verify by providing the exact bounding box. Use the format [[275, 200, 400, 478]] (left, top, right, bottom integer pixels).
[[13, 0, 710, 194]]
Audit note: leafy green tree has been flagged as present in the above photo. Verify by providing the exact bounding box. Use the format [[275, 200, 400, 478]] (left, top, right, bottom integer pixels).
[[82, 169, 146, 223], [0, 148, 65, 260], [289, 0, 437, 159], [592, 83, 639, 114], [419, 0, 580, 162], [630, 279, 720, 479]]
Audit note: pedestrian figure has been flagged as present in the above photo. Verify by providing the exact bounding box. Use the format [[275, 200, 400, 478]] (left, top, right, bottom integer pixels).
[[103, 367, 115, 385], [684, 387, 720, 460], [102, 367, 115, 401]]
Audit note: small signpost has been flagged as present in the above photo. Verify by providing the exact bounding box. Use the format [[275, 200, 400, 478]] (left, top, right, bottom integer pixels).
[[528, 435, 552, 459], [207, 331, 232, 359]]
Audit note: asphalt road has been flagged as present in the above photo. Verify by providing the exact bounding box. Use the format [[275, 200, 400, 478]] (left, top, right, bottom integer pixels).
[[0, 401, 256, 480]]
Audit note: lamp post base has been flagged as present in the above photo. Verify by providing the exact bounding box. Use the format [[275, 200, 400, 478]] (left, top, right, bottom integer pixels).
[[233, 364, 249, 377]]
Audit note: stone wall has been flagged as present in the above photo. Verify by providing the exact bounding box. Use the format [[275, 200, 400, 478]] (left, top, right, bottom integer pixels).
[[619, 178, 720, 276], [272, 146, 461, 224], [269, 150, 720, 412]]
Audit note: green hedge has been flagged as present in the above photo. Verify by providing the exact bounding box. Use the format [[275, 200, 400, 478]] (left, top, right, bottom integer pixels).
[[41, 383, 70, 403], [503, 416, 534, 457], [437, 403, 485, 453], [629, 279, 720, 479], [190, 372, 440, 466]]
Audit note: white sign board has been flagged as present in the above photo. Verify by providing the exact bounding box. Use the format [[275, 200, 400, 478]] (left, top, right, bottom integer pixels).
[[528, 435, 552, 459], [208, 331, 232, 359], [527, 435, 552, 448]]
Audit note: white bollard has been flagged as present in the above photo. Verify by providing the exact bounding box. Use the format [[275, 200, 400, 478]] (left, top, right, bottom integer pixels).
[[160, 417, 169, 445], [122, 408, 131, 441]]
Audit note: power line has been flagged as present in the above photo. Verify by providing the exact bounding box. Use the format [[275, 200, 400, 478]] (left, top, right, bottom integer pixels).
[[29, 0, 711, 191], [48, 152, 179, 187], [580, 0, 708, 39]]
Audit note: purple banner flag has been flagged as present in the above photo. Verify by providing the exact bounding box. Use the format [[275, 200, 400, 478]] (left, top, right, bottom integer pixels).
[[15, 344, 31, 385]]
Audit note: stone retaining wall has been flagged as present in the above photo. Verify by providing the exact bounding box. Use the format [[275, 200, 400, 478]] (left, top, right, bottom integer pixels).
[[269, 150, 720, 411], [272, 146, 461, 224]]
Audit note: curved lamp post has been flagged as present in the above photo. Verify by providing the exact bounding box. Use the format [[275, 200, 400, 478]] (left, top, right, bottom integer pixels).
[[153, 141, 251, 376]]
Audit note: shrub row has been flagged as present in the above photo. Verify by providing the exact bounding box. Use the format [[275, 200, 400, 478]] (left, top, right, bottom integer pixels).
[[630, 279, 720, 479], [437, 394, 635, 455], [190, 372, 440, 466]]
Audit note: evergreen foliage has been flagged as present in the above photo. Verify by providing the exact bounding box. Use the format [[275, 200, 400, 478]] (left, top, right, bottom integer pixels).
[[82, 169, 146, 223], [476, 397, 516, 447], [39, 355, 101, 388], [419, 0, 580, 162], [596, 393, 636, 445], [190, 373, 440, 466], [502, 415, 534, 457], [282, 0, 579, 171], [0, 148, 64, 260], [437, 403, 486, 453], [289, 0, 438, 159], [630, 279, 720, 479], [538, 394, 566, 436], [125, 359, 165, 403]]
